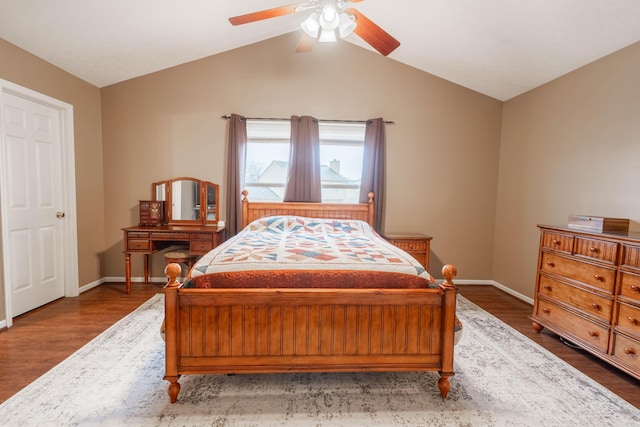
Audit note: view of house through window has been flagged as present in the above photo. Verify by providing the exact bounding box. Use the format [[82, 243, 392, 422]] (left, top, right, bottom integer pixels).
[[245, 119, 366, 202]]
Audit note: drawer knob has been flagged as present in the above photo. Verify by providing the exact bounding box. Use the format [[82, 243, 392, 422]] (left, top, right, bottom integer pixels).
[[542, 308, 551, 314], [591, 303, 601, 311], [546, 261, 555, 267], [631, 285, 640, 292], [543, 285, 552, 291], [628, 317, 638, 325], [588, 330, 600, 337], [623, 347, 637, 355], [589, 247, 600, 253], [593, 275, 604, 281]]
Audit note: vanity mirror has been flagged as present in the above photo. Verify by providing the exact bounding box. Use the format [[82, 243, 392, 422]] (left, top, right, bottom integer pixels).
[[152, 177, 219, 225]]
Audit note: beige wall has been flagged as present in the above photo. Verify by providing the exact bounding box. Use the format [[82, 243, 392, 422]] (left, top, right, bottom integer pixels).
[[493, 42, 640, 299], [0, 39, 105, 322], [101, 33, 503, 281]]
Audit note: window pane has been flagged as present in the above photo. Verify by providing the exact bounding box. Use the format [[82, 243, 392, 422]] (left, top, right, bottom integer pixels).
[[244, 120, 366, 203], [319, 122, 365, 203], [245, 120, 290, 201]]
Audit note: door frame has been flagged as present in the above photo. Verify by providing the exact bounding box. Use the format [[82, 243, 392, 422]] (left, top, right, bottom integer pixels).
[[0, 79, 79, 327]]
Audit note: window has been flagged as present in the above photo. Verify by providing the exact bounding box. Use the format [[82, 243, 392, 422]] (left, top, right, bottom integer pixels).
[[244, 120, 366, 203]]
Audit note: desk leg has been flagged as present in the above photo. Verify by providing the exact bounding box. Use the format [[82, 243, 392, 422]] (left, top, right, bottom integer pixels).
[[125, 253, 131, 294], [144, 254, 150, 284]]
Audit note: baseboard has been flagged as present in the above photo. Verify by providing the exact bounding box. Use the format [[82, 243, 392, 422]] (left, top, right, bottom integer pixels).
[[78, 277, 106, 294], [437, 279, 534, 305], [83, 276, 185, 290]]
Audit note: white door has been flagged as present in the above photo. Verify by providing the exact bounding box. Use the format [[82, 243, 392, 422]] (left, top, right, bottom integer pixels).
[[1, 92, 65, 316]]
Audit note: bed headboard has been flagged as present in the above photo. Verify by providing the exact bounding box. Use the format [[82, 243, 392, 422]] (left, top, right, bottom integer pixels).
[[241, 190, 374, 229]]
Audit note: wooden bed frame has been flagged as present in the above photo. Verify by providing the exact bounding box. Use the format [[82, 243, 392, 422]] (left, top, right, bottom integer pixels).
[[162, 192, 458, 403]]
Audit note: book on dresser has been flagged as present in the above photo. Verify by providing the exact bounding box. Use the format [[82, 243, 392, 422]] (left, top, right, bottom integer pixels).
[[530, 225, 640, 379]]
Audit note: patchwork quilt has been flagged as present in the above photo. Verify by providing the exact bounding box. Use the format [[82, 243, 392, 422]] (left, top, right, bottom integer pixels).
[[186, 216, 436, 289]]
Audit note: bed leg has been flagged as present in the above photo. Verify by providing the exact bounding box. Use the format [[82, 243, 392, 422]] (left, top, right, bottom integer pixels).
[[164, 264, 182, 403], [165, 375, 181, 403], [438, 373, 452, 399]]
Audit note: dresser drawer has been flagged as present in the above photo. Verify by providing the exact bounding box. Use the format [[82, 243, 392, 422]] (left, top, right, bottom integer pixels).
[[621, 244, 640, 272], [618, 271, 640, 303], [611, 333, 640, 372], [127, 231, 149, 239], [536, 299, 609, 352], [616, 302, 640, 337], [540, 252, 616, 293], [538, 275, 612, 322], [152, 232, 190, 240], [190, 240, 213, 254], [574, 237, 618, 264], [190, 233, 213, 242], [541, 231, 573, 253], [127, 240, 150, 251]]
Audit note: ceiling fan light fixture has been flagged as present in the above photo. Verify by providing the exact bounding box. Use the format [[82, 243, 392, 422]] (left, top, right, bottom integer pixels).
[[319, 5, 340, 31], [318, 28, 337, 43], [301, 12, 320, 38], [338, 12, 356, 38]]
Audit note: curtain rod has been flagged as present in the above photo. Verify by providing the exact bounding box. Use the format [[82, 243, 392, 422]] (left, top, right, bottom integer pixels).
[[221, 115, 395, 125]]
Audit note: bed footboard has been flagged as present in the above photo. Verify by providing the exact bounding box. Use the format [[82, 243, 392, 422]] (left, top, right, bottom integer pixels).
[[163, 263, 457, 403]]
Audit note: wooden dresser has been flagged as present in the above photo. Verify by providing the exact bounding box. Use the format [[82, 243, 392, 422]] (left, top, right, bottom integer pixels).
[[531, 225, 640, 379], [383, 232, 432, 269]]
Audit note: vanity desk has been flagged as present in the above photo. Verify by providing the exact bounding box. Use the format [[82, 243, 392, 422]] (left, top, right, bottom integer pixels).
[[123, 177, 225, 294]]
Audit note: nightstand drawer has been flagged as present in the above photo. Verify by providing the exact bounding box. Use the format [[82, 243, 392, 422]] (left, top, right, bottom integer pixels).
[[390, 240, 427, 251]]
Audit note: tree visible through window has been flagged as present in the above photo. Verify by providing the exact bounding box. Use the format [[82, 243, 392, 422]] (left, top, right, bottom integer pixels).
[[245, 120, 366, 203]]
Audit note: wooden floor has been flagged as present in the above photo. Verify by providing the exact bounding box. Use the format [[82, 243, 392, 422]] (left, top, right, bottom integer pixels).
[[0, 283, 638, 408]]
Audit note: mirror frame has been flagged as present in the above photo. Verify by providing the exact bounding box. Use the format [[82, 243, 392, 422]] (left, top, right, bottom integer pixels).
[[152, 177, 219, 226]]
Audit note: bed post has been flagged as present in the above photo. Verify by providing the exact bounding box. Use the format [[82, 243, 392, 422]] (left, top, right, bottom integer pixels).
[[438, 264, 457, 399], [241, 189, 249, 229], [367, 192, 375, 227], [163, 263, 182, 403]]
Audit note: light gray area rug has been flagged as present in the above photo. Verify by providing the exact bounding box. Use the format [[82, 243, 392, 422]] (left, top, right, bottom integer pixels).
[[1, 293, 638, 427]]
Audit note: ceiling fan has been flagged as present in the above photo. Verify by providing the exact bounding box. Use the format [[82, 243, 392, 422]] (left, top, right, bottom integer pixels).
[[228, 0, 400, 56]]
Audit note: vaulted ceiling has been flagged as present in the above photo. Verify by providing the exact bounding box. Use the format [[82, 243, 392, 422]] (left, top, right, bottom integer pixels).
[[1, 1, 639, 100]]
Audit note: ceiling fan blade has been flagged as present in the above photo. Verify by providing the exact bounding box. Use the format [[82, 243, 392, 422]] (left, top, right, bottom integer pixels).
[[346, 8, 400, 56], [295, 33, 317, 53], [229, 3, 304, 26]]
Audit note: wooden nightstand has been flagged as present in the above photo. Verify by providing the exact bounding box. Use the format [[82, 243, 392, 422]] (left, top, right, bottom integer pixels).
[[383, 232, 432, 269]]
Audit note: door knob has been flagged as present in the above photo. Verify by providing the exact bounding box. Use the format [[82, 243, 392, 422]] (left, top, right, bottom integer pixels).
[[56, 211, 65, 219]]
